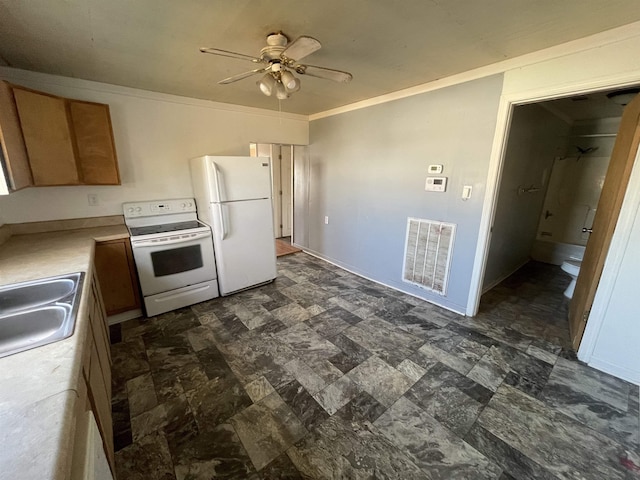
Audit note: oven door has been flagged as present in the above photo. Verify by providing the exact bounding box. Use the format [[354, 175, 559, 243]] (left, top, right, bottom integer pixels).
[[130, 231, 216, 296]]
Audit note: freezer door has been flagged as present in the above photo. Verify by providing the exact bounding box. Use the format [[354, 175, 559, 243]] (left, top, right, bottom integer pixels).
[[206, 156, 272, 202], [210, 198, 277, 295]]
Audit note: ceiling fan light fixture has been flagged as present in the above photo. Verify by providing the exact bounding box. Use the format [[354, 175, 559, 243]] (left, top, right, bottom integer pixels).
[[201, 31, 353, 101], [258, 73, 276, 96], [275, 81, 289, 100], [281, 70, 298, 90], [286, 77, 300, 93]]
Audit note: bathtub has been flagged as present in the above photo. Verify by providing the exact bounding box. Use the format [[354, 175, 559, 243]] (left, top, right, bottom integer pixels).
[[531, 239, 585, 265]]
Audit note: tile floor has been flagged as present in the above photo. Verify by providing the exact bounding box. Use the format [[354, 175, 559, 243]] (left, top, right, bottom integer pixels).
[[110, 254, 640, 479]]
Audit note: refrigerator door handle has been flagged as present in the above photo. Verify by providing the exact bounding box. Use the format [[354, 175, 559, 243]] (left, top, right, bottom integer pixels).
[[211, 161, 224, 203], [217, 203, 228, 240]]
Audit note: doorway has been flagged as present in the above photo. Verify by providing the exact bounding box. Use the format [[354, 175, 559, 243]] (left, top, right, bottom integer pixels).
[[479, 86, 638, 351], [250, 143, 294, 239]]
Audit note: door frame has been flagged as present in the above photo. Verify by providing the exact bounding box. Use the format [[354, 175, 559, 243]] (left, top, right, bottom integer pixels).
[[250, 142, 295, 240], [467, 74, 640, 357]]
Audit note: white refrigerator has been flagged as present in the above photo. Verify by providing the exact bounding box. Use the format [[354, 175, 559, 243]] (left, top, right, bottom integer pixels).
[[190, 155, 277, 296]]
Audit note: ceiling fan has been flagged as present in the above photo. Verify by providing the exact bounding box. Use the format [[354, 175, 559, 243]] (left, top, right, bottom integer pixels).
[[200, 32, 352, 99]]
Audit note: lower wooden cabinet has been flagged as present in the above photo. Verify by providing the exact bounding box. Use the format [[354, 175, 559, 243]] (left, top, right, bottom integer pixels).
[[72, 269, 115, 478], [94, 238, 141, 316]]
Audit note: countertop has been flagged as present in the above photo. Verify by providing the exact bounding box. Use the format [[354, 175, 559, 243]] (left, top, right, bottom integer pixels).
[[0, 225, 128, 479]]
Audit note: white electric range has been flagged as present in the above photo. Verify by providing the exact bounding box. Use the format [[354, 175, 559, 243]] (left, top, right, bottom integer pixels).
[[123, 198, 219, 316]]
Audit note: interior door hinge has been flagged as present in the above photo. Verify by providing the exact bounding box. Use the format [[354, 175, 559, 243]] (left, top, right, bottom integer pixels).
[[278, 154, 282, 160], [279, 190, 283, 195], [582, 310, 590, 323]]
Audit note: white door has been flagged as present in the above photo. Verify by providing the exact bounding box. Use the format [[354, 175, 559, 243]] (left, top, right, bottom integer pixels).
[[271, 145, 282, 238], [206, 156, 272, 202], [569, 92, 640, 348], [281, 145, 293, 237], [212, 198, 277, 295]]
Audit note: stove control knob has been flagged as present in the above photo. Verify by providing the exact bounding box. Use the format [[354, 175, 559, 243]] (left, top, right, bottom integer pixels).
[[136, 207, 142, 213], [127, 207, 134, 213]]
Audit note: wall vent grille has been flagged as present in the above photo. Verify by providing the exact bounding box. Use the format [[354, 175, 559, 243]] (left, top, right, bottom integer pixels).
[[402, 218, 455, 295]]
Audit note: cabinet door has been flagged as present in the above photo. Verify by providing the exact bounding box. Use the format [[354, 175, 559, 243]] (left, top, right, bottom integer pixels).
[[88, 271, 115, 471], [12, 87, 80, 185], [95, 238, 141, 315], [0, 81, 32, 191], [69, 101, 120, 185]]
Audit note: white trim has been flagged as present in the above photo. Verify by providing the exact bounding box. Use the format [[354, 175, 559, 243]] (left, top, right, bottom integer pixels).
[[107, 308, 142, 325], [585, 357, 640, 386], [298, 247, 466, 316], [466, 92, 512, 315], [0, 66, 308, 122], [311, 22, 640, 121], [577, 147, 640, 365]]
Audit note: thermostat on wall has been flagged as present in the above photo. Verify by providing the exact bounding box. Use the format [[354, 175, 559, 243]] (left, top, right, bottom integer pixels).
[[428, 164, 443, 174], [425, 176, 447, 192]]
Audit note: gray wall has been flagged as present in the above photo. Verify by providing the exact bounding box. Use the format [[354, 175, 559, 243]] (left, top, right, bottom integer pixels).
[[307, 75, 503, 313], [483, 104, 570, 289]]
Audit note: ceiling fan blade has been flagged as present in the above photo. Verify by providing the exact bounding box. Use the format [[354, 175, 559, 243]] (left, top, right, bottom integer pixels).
[[218, 67, 269, 85], [282, 36, 321, 61], [295, 64, 353, 83], [200, 47, 261, 63]]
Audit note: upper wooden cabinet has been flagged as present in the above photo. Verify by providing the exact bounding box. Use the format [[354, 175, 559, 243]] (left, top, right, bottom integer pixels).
[[0, 81, 32, 191], [69, 100, 120, 185], [0, 81, 121, 190], [12, 87, 81, 185]]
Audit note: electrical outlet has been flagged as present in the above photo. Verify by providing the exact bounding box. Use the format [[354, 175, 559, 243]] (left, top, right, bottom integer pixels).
[[88, 194, 99, 206], [324, 216, 329, 225]]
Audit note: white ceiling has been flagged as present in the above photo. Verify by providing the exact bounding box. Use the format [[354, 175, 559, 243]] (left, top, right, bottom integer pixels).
[[2, 0, 640, 115], [542, 89, 633, 122]]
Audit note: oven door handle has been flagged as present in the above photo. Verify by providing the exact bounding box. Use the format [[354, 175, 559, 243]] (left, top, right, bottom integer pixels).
[[217, 203, 228, 240], [131, 231, 212, 248]]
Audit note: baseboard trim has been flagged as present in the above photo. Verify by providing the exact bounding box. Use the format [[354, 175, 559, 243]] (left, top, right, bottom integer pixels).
[[297, 248, 465, 316], [587, 357, 640, 386], [108, 309, 143, 325]]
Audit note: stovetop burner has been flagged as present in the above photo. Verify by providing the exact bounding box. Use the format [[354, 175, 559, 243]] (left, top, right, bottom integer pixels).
[[129, 220, 204, 237]]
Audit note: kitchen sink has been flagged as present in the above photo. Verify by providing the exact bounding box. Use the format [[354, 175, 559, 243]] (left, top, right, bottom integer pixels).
[[0, 277, 76, 315], [0, 272, 84, 359]]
